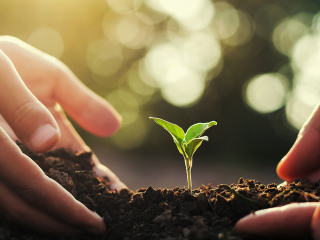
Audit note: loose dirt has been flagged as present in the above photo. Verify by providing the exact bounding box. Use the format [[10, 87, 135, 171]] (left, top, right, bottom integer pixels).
[[0, 143, 318, 240]]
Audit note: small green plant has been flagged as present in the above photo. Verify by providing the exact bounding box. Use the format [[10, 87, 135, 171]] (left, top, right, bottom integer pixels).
[[149, 117, 217, 192]]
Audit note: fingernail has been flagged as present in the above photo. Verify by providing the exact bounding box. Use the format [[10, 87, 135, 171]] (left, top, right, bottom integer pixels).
[[30, 124, 57, 149]]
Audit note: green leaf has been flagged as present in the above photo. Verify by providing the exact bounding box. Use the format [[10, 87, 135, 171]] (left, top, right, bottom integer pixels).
[[149, 117, 185, 147], [185, 121, 217, 143], [184, 136, 208, 159], [173, 138, 184, 156]]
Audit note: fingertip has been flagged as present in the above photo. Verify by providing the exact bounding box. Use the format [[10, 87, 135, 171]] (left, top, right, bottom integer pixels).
[[235, 214, 252, 231], [96, 113, 122, 138], [276, 156, 289, 180], [85, 224, 106, 236], [85, 213, 106, 236]]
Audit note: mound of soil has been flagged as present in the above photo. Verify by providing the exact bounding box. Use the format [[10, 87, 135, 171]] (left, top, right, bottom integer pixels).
[[0, 143, 319, 240]]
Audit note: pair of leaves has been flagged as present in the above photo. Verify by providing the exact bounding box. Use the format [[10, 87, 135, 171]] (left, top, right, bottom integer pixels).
[[149, 117, 217, 161]]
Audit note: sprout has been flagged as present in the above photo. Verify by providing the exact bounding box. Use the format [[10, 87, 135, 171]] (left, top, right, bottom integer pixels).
[[149, 117, 217, 192]]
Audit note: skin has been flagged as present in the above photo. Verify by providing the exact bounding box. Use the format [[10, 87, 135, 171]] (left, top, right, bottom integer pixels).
[[0, 36, 126, 236], [236, 103, 320, 239]]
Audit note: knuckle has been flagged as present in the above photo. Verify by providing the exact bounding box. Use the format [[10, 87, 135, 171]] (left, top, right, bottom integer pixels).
[[12, 101, 36, 122], [9, 101, 42, 130], [17, 187, 42, 206], [60, 200, 83, 225]]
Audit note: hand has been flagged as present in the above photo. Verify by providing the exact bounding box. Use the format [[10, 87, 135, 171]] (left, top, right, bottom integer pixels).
[[0, 36, 126, 190], [0, 36, 124, 235], [236, 103, 320, 239]]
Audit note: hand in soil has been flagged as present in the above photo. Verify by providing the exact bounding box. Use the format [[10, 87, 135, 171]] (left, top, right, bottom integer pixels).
[[0, 128, 106, 236], [235, 202, 320, 239], [0, 36, 126, 189], [0, 37, 126, 235], [236, 103, 320, 240]]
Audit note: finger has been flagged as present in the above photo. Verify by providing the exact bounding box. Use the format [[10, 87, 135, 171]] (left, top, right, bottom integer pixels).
[[0, 115, 17, 140], [93, 155, 128, 190], [312, 204, 320, 239], [277, 103, 320, 181], [48, 104, 86, 151], [304, 168, 320, 182], [50, 105, 127, 190], [0, 127, 106, 235], [54, 65, 122, 137], [235, 202, 318, 239], [0, 181, 82, 236], [0, 50, 60, 152]]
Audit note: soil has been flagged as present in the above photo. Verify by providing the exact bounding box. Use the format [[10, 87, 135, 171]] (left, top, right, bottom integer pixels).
[[0, 142, 319, 240]]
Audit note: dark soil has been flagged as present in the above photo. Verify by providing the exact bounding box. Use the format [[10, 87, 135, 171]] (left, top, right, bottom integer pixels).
[[0, 143, 319, 240]]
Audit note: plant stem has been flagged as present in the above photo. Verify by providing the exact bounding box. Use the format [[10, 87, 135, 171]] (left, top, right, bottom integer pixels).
[[185, 158, 192, 192]]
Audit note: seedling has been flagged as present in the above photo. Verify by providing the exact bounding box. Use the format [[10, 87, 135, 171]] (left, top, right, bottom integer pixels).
[[149, 117, 217, 192]]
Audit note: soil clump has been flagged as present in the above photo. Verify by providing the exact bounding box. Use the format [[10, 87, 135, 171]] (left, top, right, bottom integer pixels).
[[0, 143, 318, 240]]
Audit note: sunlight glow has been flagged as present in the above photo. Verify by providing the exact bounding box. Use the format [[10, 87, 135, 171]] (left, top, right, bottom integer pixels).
[[106, 0, 142, 14], [127, 64, 155, 100], [106, 89, 140, 127], [161, 67, 205, 107], [28, 28, 64, 59], [87, 39, 123, 76]]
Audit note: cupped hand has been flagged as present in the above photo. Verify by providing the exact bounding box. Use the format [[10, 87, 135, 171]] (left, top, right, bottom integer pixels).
[[236, 103, 320, 239], [0, 36, 126, 235]]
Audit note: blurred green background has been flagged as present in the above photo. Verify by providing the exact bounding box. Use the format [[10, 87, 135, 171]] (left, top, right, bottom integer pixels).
[[1, 0, 318, 189]]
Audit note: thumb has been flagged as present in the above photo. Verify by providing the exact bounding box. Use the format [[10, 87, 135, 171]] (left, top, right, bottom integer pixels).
[[0, 49, 60, 152], [235, 203, 318, 238]]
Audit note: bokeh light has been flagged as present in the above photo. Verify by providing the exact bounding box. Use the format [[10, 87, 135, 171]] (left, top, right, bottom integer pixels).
[[285, 29, 320, 129], [106, 88, 141, 127], [286, 95, 315, 130], [127, 63, 155, 100], [222, 10, 254, 46], [244, 73, 289, 114], [110, 117, 149, 149], [212, 2, 239, 40], [183, 31, 221, 72], [87, 39, 123, 77], [116, 14, 140, 44], [103, 11, 154, 49], [5, 0, 320, 159], [28, 28, 64, 59], [160, 67, 205, 107], [157, 0, 209, 22], [273, 18, 308, 56]]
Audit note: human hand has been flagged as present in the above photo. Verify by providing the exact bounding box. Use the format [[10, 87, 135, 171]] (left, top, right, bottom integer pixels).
[[0, 36, 124, 235], [236, 103, 320, 239], [0, 36, 126, 190]]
